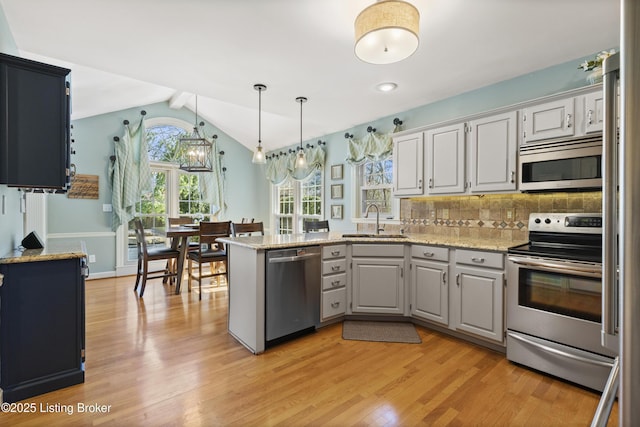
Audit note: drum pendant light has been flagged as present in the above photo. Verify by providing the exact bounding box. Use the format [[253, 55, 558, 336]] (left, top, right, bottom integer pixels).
[[355, 0, 420, 65], [295, 96, 308, 171], [251, 83, 267, 164]]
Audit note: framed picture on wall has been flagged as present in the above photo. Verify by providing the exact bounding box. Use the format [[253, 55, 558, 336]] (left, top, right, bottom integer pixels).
[[331, 164, 343, 180], [331, 184, 343, 199], [331, 205, 343, 220]]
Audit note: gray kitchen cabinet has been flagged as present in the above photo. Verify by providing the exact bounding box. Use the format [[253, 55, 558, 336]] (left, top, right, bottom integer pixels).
[[452, 249, 505, 344], [393, 132, 424, 196], [425, 123, 466, 194], [584, 90, 604, 134], [522, 98, 575, 142], [410, 245, 449, 325], [351, 244, 405, 315], [468, 111, 517, 192], [321, 244, 347, 321]]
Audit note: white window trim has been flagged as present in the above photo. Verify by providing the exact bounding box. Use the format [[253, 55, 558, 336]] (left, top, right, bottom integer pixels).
[[349, 161, 400, 225], [271, 171, 324, 234]]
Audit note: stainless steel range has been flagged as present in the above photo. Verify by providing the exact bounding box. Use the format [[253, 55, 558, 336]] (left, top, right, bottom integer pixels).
[[506, 213, 616, 392]]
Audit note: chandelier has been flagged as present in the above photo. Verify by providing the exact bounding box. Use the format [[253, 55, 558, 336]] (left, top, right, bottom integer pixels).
[[179, 95, 213, 172], [354, 0, 420, 65]]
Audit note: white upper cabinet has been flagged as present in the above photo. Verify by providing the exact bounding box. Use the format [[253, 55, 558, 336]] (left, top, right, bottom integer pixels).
[[584, 91, 604, 134], [468, 111, 517, 192], [522, 98, 575, 142], [425, 123, 466, 194], [392, 132, 424, 196]]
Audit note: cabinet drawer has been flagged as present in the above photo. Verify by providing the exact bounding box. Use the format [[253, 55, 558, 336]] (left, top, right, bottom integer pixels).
[[323, 244, 347, 260], [455, 249, 503, 269], [323, 259, 347, 275], [322, 273, 346, 291], [322, 288, 346, 319], [352, 244, 404, 257], [411, 245, 448, 262]]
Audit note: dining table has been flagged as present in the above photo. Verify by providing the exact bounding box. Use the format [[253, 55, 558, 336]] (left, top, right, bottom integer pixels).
[[164, 224, 199, 294]]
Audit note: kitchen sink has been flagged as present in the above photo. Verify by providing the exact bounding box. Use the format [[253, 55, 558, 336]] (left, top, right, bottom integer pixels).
[[341, 233, 408, 239]]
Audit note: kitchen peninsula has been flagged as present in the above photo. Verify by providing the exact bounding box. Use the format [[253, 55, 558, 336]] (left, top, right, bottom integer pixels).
[[219, 232, 521, 354], [0, 242, 87, 403]]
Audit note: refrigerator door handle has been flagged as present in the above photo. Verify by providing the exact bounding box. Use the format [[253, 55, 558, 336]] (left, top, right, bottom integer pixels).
[[601, 52, 620, 347]]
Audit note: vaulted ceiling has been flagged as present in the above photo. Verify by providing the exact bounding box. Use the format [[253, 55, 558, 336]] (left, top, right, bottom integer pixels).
[[0, 0, 619, 152]]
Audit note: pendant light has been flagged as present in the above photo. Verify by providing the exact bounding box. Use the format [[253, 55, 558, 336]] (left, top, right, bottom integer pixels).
[[354, 0, 420, 65], [179, 95, 213, 172], [251, 83, 267, 164], [295, 96, 308, 171]]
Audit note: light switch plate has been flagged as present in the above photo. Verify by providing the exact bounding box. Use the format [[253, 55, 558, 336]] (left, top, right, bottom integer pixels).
[[102, 204, 112, 212]]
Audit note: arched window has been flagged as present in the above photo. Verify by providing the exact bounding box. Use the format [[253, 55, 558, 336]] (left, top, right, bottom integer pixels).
[[124, 119, 215, 265]]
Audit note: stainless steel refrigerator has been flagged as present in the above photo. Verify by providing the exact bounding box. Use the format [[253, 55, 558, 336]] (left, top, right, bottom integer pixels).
[[595, 1, 640, 424]]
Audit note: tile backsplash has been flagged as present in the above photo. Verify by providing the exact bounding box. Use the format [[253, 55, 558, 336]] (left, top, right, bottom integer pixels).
[[359, 191, 601, 243]]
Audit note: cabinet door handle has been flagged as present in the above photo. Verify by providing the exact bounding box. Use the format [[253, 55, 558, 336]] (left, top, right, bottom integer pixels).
[[566, 113, 572, 128], [456, 273, 460, 287], [331, 250, 341, 256], [331, 280, 341, 287], [418, 179, 422, 190], [510, 171, 515, 183], [471, 257, 485, 263], [587, 109, 593, 125], [331, 302, 340, 308], [429, 178, 433, 188], [331, 265, 341, 271], [423, 251, 435, 257], [442, 271, 447, 284], [400, 267, 404, 278]]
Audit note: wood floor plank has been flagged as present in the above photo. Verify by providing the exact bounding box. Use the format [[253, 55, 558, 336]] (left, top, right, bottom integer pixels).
[[1, 276, 618, 426]]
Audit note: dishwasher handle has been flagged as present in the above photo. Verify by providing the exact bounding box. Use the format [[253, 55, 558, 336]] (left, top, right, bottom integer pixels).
[[268, 252, 320, 263]]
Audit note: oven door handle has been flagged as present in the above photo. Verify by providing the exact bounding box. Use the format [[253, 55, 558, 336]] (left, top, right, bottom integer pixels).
[[507, 256, 602, 278], [507, 332, 614, 368]]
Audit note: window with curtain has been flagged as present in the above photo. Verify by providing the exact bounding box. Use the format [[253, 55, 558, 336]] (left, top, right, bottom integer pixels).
[[125, 122, 215, 263], [273, 169, 323, 234]]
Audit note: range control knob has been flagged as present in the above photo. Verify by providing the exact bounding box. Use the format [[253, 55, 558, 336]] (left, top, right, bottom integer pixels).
[[534, 218, 541, 224], [545, 218, 551, 224]]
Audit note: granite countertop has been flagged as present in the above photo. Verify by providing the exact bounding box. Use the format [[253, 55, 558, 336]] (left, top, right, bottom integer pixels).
[[218, 232, 524, 253], [0, 241, 87, 264]]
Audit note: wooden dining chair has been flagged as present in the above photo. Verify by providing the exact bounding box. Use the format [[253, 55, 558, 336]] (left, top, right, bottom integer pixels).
[[232, 221, 264, 237], [133, 218, 181, 297], [241, 217, 255, 223], [303, 219, 330, 233], [187, 221, 232, 300]]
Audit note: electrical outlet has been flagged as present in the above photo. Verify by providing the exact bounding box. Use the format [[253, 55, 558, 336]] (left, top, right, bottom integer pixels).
[[102, 204, 113, 212], [506, 209, 513, 220], [89, 254, 96, 263], [442, 208, 449, 219]]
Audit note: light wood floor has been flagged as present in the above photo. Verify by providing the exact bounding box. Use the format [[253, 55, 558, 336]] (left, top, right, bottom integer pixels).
[[4, 276, 617, 426]]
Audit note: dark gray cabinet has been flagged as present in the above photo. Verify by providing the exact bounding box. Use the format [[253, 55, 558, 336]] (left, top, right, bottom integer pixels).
[[0, 53, 71, 190], [0, 257, 85, 402]]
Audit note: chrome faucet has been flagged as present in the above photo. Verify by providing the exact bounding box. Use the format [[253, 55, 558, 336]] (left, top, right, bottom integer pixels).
[[365, 203, 384, 235]]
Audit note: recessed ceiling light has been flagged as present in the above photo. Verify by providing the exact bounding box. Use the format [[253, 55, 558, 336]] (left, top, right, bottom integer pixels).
[[376, 82, 398, 92]]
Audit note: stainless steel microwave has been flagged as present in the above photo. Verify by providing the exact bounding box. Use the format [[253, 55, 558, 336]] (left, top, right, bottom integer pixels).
[[518, 135, 602, 191]]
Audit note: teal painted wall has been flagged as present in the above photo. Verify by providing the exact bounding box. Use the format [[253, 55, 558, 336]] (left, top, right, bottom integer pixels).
[[47, 102, 269, 274], [0, 5, 23, 256], [271, 50, 614, 233]]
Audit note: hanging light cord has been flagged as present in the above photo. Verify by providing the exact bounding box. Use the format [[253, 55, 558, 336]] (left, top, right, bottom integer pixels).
[[299, 98, 303, 150], [258, 88, 262, 146]]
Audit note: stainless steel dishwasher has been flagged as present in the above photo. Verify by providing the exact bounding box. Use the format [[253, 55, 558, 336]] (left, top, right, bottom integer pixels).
[[265, 246, 320, 347]]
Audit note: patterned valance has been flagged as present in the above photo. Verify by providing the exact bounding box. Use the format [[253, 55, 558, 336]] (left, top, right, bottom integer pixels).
[[266, 146, 326, 185], [345, 124, 401, 165]]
